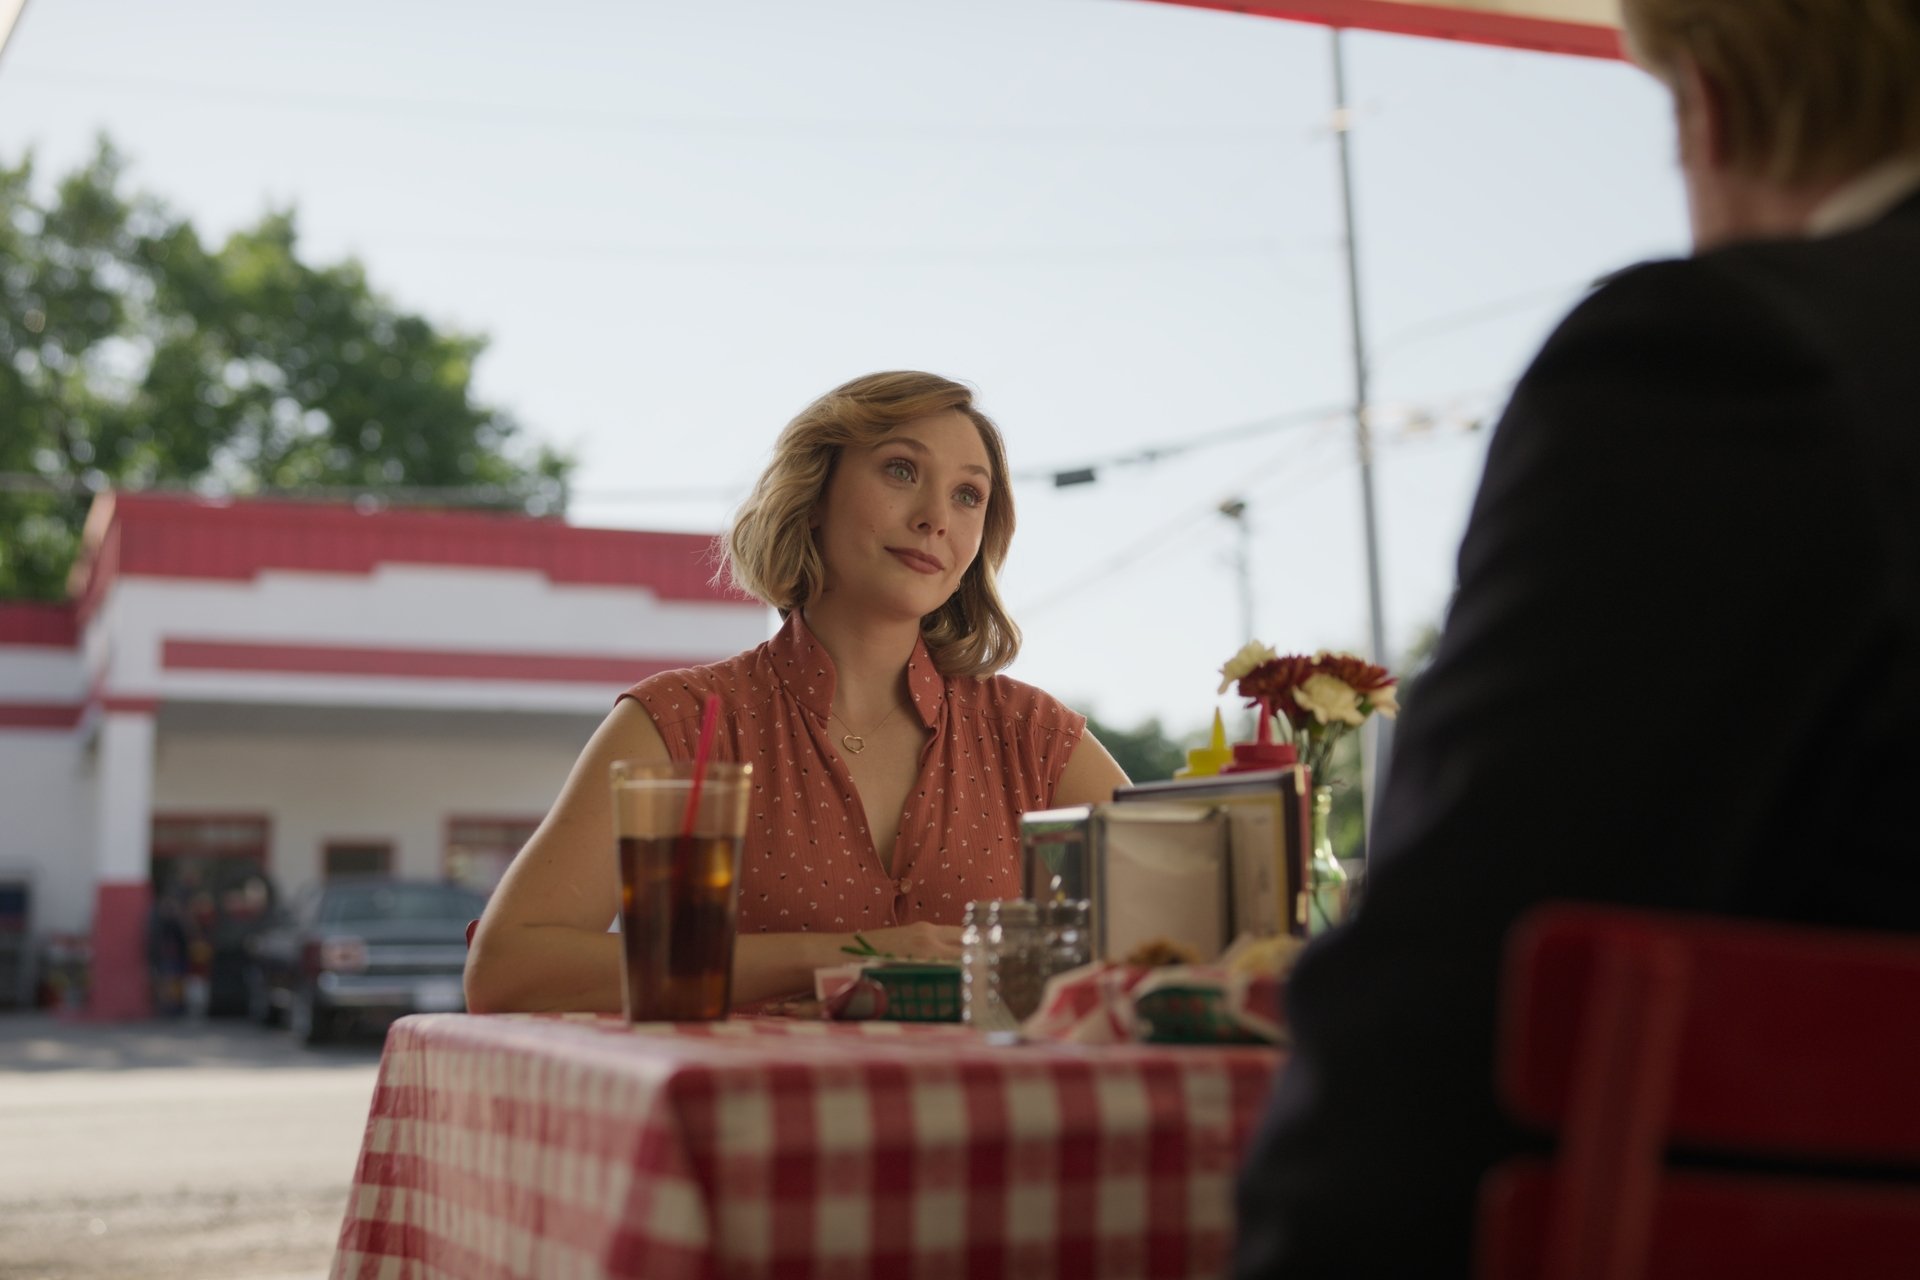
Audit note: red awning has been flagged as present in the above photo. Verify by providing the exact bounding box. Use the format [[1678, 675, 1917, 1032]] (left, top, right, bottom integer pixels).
[[0, 0, 31, 63], [1142, 0, 1623, 60]]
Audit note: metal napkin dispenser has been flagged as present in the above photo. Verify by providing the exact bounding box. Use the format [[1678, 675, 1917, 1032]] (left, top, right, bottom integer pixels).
[[1114, 766, 1315, 940], [1020, 803, 1231, 963]]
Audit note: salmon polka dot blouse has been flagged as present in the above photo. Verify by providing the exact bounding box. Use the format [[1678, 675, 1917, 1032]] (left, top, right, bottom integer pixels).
[[618, 611, 1086, 936]]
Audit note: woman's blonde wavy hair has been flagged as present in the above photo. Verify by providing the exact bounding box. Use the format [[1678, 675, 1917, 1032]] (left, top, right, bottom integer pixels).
[[721, 372, 1020, 679]]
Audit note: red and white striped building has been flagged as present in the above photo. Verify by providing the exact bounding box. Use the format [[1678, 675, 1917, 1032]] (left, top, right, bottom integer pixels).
[[0, 493, 768, 1018]]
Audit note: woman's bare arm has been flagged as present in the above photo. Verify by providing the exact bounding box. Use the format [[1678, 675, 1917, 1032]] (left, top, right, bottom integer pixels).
[[1051, 728, 1131, 808], [465, 698, 963, 1013], [464, 699, 657, 1013]]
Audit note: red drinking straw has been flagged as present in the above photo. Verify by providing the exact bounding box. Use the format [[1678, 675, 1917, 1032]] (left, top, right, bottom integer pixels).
[[680, 693, 721, 838]]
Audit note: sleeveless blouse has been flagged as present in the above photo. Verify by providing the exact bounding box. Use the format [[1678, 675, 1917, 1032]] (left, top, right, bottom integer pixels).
[[618, 612, 1085, 936]]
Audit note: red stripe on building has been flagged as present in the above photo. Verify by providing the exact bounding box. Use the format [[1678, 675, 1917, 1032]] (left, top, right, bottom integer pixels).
[[100, 696, 160, 715], [1146, 0, 1623, 60], [68, 492, 751, 628], [0, 603, 79, 648], [162, 639, 702, 685], [0, 703, 85, 729]]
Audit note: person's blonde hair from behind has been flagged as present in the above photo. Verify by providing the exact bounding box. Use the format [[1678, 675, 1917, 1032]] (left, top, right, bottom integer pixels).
[[724, 371, 1020, 679], [1620, 0, 1920, 187]]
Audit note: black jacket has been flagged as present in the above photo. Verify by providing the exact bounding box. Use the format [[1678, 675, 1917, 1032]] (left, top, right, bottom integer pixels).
[[1233, 189, 1920, 1279]]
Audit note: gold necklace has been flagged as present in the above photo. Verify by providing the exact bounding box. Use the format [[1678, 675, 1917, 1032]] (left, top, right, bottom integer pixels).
[[831, 702, 903, 755]]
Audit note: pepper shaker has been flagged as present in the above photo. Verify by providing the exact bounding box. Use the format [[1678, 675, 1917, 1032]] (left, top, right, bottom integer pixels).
[[963, 899, 1045, 1031]]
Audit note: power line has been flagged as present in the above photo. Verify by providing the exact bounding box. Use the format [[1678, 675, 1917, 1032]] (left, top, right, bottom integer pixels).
[[1371, 277, 1596, 362], [0, 472, 750, 506], [1012, 396, 1506, 622], [570, 484, 745, 504], [1015, 421, 1353, 620], [0, 380, 1513, 509], [1014, 377, 1513, 490], [6, 65, 1320, 148], [1010, 400, 1349, 486], [337, 232, 1338, 267]]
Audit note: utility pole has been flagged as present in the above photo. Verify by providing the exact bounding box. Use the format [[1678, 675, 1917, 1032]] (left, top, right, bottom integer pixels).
[[1218, 497, 1257, 739], [1218, 497, 1254, 645], [1331, 30, 1395, 857]]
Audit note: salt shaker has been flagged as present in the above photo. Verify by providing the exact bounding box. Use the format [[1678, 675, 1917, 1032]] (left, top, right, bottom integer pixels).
[[1041, 899, 1092, 980], [960, 901, 986, 1026]]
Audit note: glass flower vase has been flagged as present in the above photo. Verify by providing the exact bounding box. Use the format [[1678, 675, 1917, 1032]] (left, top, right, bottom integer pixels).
[[1307, 784, 1350, 935]]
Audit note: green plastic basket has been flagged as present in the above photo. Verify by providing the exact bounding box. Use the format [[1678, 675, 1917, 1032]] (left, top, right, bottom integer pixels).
[[1134, 985, 1270, 1045], [867, 963, 962, 1022]]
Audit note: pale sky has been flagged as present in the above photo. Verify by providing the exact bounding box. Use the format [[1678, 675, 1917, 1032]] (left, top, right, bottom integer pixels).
[[0, 0, 1686, 735]]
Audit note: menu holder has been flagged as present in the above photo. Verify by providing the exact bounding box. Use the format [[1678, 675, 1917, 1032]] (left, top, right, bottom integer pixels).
[[1020, 803, 1231, 963], [1113, 767, 1314, 940]]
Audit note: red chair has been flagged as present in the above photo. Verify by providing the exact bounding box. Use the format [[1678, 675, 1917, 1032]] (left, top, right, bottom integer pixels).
[[1478, 905, 1920, 1280]]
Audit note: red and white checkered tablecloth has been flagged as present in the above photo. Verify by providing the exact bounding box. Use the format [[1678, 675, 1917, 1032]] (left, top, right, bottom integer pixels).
[[331, 1013, 1283, 1280]]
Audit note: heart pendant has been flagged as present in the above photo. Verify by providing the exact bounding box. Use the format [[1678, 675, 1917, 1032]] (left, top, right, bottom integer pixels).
[[841, 733, 866, 754]]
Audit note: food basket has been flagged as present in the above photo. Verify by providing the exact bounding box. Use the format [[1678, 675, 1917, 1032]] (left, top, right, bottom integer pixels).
[[1020, 961, 1287, 1045], [1133, 984, 1273, 1045], [865, 963, 962, 1022]]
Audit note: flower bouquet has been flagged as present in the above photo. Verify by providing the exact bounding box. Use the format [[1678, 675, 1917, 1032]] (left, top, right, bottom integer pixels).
[[1216, 642, 1399, 782], [1217, 642, 1399, 932]]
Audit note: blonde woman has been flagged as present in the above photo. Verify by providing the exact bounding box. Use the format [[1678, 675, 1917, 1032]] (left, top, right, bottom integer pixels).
[[466, 372, 1128, 1013]]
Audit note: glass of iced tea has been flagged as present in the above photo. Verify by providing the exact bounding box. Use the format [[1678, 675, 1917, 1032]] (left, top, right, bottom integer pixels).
[[610, 759, 752, 1021]]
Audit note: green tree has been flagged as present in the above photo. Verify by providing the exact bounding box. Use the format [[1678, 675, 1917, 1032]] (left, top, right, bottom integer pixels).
[[1329, 625, 1440, 862], [1326, 727, 1367, 861], [1084, 714, 1195, 785], [0, 139, 569, 599]]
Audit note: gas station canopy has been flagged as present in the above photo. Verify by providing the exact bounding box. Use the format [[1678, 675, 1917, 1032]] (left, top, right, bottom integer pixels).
[[1147, 0, 1623, 60]]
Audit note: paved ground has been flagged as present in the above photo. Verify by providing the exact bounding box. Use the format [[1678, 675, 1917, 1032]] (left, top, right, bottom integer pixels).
[[0, 1013, 384, 1280]]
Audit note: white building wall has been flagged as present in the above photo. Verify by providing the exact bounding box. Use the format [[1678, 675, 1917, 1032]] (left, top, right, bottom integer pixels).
[[96, 712, 155, 882], [150, 720, 597, 899], [0, 731, 95, 937], [0, 647, 87, 702], [0, 636, 92, 938], [105, 567, 770, 709]]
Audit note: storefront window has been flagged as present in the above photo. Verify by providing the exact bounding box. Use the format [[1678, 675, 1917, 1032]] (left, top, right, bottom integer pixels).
[[151, 816, 270, 901], [324, 841, 394, 879], [149, 816, 274, 1017], [445, 817, 538, 896]]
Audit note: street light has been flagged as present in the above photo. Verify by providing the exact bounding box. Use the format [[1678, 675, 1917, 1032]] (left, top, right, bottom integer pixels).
[[1218, 497, 1257, 739], [1218, 495, 1253, 645]]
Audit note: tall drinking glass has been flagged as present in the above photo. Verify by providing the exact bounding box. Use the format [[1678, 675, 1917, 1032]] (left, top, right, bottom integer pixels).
[[610, 759, 752, 1021]]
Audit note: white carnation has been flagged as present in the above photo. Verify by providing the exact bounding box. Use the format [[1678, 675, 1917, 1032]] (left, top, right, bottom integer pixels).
[[1367, 683, 1401, 720], [1295, 673, 1365, 727], [1217, 640, 1279, 694]]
